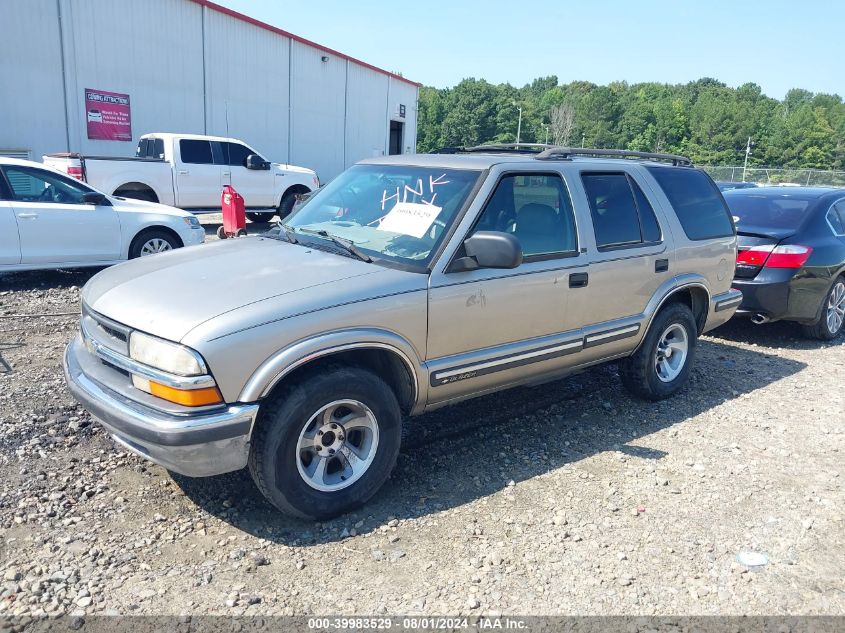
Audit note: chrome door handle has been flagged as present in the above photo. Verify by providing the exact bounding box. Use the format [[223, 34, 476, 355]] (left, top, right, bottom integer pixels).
[[17, 212, 38, 219], [178, 170, 189, 175], [222, 171, 231, 176]]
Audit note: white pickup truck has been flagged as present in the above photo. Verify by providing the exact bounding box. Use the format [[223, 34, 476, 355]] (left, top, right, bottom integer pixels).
[[44, 133, 319, 222]]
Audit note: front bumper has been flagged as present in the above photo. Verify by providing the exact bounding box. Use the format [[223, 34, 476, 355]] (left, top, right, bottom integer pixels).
[[183, 226, 206, 246], [64, 335, 257, 477]]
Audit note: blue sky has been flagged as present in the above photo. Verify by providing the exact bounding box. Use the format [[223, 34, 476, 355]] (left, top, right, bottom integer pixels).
[[215, 0, 843, 99]]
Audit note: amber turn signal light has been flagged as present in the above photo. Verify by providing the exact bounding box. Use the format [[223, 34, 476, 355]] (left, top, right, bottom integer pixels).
[[148, 382, 223, 407]]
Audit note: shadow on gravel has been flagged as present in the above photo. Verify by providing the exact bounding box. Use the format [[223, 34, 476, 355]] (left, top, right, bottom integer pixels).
[[173, 336, 807, 544], [709, 317, 845, 350], [0, 268, 99, 292]]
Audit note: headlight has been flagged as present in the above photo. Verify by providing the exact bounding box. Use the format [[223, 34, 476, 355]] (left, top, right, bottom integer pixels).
[[129, 331, 205, 376], [183, 216, 200, 228]]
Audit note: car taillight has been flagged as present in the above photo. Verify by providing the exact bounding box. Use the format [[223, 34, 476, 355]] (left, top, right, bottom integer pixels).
[[765, 245, 813, 268], [67, 166, 83, 180], [736, 244, 813, 269], [736, 245, 774, 267]]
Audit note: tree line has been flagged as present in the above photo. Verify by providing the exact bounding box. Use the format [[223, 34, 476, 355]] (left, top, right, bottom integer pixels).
[[416, 77, 845, 170]]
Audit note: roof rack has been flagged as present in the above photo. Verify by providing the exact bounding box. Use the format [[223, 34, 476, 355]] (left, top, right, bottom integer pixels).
[[535, 147, 693, 166], [430, 143, 553, 155]]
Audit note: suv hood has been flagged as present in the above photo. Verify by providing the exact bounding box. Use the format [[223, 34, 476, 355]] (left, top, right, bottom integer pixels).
[[82, 237, 410, 342]]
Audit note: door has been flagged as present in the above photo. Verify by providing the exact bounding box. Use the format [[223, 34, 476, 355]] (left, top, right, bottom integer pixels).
[[565, 169, 671, 361], [0, 201, 21, 265], [2, 165, 121, 264], [389, 121, 404, 155], [174, 139, 225, 209], [220, 141, 274, 208], [426, 172, 587, 404]]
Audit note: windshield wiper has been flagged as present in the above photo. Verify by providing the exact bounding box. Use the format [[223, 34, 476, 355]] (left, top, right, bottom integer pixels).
[[279, 223, 299, 244], [297, 228, 373, 263]]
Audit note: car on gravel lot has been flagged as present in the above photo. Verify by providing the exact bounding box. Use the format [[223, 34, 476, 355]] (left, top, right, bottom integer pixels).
[[0, 157, 204, 272], [64, 145, 741, 519], [725, 186, 845, 339]]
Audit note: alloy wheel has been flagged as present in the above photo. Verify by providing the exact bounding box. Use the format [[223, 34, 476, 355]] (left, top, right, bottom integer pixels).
[[654, 323, 689, 383], [140, 238, 173, 256], [826, 281, 845, 334], [296, 400, 379, 492]]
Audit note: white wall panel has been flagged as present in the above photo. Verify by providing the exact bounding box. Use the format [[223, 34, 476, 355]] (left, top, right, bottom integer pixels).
[[0, 0, 67, 161], [59, 0, 205, 156], [345, 63, 390, 166], [289, 41, 346, 182], [203, 8, 290, 164]]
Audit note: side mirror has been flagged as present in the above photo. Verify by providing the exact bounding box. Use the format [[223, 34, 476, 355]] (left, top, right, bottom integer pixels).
[[245, 154, 270, 170], [449, 231, 523, 272], [81, 191, 108, 205]]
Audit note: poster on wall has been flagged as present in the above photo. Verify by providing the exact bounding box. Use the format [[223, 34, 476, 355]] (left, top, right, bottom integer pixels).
[[85, 88, 132, 141]]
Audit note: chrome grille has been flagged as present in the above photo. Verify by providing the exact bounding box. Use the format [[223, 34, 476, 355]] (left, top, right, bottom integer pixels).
[[81, 304, 131, 356]]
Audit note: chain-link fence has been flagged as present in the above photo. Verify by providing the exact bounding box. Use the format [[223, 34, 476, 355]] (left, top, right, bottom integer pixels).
[[700, 165, 845, 187]]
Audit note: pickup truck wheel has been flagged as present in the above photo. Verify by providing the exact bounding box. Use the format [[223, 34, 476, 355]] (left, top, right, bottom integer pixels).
[[620, 303, 697, 401], [277, 191, 299, 220], [248, 366, 402, 520], [129, 229, 180, 259], [246, 212, 275, 223]]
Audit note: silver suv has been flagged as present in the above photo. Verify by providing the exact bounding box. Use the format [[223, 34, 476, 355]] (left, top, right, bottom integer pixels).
[[64, 146, 742, 519]]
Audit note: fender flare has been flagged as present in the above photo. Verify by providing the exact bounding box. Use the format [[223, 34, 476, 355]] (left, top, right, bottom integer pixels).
[[238, 328, 425, 411], [632, 275, 711, 353]]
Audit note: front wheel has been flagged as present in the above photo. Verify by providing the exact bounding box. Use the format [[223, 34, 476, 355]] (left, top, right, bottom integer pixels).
[[248, 366, 402, 519], [620, 302, 697, 401], [801, 277, 845, 340], [129, 229, 180, 259]]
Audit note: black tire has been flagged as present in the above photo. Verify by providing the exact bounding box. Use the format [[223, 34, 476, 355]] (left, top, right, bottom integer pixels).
[[801, 277, 845, 340], [620, 302, 698, 401], [248, 366, 402, 520], [216, 226, 227, 240], [277, 190, 300, 220], [115, 188, 157, 203], [246, 212, 275, 223], [128, 229, 180, 259], [235, 228, 247, 238]]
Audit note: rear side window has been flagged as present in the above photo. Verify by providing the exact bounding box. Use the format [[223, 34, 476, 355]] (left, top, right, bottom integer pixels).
[[221, 142, 254, 167], [152, 138, 164, 159], [828, 202, 845, 236], [179, 139, 213, 164], [647, 166, 734, 240], [581, 172, 662, 249]]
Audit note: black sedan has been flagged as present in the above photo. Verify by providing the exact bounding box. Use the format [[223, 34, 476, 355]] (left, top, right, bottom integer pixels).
[[723, 187, 845, 339]]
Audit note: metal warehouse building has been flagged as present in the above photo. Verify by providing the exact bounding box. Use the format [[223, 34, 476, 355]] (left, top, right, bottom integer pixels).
[[0, 0, 419, 182]]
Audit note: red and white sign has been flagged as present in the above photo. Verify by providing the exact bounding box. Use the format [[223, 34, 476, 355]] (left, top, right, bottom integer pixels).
[[85, 88, 132, 141]]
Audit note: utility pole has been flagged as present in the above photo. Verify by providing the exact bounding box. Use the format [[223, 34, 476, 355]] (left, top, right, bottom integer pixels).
[[742, 137, 752, 183], [581, 133, 586, 148], [513, 101, 523, 144], [544, 125, 549, 145]]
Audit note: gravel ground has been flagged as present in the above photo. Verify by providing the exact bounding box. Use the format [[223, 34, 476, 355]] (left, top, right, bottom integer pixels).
[[0, 238, 843, 617]]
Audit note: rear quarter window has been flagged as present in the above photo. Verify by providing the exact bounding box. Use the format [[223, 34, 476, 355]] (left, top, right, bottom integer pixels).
[[646, 166, 734, 240]]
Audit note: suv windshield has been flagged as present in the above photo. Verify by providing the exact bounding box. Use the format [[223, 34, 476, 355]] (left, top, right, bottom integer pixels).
[[284, 164, 481, 268]]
